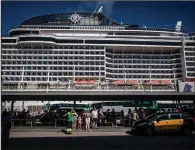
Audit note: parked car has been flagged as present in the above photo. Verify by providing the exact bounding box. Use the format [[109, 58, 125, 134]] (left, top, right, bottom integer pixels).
[[132, 112, 195, 135]]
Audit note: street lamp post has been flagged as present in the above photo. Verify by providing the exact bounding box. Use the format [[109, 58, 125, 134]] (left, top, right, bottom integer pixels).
[[20, 66, 25, 92], [149, 66, 152, 92], [73, 65, 75, 91], [124, 66, 126, 91], [99, 65, 101, 91], [172, 67, 177, 92], [47, 66, 50, 92], [21, 66, 25, 110]]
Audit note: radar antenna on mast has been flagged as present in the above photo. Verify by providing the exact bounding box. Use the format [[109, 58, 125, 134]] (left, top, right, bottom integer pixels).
[[97, 6, 103, 13], [175, 21, 182, 32], [91, 5, 103, 17], [162, 21, 183, 32]]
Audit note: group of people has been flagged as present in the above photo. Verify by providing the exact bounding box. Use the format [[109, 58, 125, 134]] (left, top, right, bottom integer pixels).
[[63, 107, 149, 133], [64, 108, 103, 133]]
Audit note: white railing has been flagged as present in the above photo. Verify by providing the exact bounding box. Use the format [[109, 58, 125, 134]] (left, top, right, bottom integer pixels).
[[2, 89, 176, 92], [2, 86, 176, 92]]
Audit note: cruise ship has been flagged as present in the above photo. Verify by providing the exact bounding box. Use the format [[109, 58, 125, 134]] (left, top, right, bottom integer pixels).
[[1, 7, 195, 92]]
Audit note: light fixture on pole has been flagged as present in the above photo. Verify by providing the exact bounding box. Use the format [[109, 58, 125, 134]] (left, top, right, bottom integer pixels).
[[148, 66, 152, 92]]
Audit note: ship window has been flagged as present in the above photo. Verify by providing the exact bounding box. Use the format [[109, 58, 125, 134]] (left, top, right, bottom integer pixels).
[[2, 39, 16, 43], [186, 42, 195, 46]]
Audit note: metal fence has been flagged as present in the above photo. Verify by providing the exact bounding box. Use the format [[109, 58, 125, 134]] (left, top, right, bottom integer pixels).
[[11, 118, 130, 128]]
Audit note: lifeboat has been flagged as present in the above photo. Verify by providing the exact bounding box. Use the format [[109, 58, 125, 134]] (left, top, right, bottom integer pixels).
[[111, 80, 125, 85], [126, 80, 138, 85]]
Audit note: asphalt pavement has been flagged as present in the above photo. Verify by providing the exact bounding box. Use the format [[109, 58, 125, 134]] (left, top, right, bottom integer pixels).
[[2, 130, 195, 150]]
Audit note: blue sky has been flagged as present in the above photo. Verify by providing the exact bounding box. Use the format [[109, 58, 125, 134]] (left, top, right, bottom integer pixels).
[[2, 1, 195, 35]]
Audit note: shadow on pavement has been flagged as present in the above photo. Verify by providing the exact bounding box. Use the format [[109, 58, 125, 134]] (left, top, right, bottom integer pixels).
[[2, 134, 194, 150], [126, 130, 195, 137]]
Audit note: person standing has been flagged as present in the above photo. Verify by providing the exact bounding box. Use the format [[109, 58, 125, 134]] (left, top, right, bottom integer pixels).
[[132, 110, 139, 127], [64, 109, 75, 134], [1, 109, 12, 140], [140, 109, 146, 119], [120, 110, 125, 126], [98, 109, 104, 126], [22, 109, 26, 126], [111, 109, 116, 127], [91, 108, 98, 129], [85, 109, 91, 131], [127, 109, 132, 127], [105, 109, 110, 124], [78, 115, 82, 129], [72, 110, 78, 130]]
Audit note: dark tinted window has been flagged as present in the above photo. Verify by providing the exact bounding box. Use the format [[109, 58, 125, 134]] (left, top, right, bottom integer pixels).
[[9, 30, 39, 36], [19, 37, 54, 42], [170, 113, 181, 119], [187, 67, 195, 71], [186, 42, 195, 46], [187, 73, 195, 76], [157, 114, 169, 121], [2, 39, 16, 43]]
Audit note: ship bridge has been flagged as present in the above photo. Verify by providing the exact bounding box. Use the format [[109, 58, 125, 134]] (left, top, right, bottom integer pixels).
[[20, 12, 121, 26]]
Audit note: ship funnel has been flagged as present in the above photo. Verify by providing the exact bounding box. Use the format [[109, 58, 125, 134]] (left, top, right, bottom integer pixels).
[[175, 21, 182, 31]]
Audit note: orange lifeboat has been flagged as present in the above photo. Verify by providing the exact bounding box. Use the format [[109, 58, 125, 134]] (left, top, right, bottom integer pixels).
[[126, 80, 138, 85]]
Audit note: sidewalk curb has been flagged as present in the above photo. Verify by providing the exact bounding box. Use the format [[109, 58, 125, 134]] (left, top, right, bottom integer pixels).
[[11, 128, 131, 133]]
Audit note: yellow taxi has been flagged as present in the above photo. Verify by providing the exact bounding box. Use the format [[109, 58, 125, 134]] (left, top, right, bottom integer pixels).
[[132, 112, 195, 135]]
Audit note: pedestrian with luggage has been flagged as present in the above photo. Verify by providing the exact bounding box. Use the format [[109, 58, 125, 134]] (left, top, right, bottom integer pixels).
[[63, 109, 76, 134]]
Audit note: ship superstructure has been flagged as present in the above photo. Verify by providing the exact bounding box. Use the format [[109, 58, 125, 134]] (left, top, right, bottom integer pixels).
[[1, 8, 195, 92]]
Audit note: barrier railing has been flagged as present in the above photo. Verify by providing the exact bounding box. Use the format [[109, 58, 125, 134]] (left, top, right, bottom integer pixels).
[[11, 119, 33, 127], [11, 118, 132, 128]]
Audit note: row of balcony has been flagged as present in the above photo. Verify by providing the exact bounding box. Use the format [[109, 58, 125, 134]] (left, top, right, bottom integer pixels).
[[1, 50, 182, 56], [1, 64, 182, 70], [1, 50, 105, 55], [2, 57, 183, 65], [1, 45, 105, 50], [1, 66, 183, 71], [1, 55, 183, 61], [106, 50, 181, 55], [1, 61, 105, 65], [2, 74, 182, 82], [1, 69, 182, 74], [1, 73, 180, 77]]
